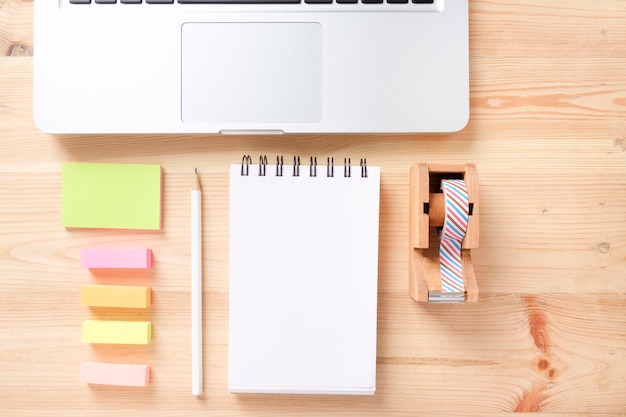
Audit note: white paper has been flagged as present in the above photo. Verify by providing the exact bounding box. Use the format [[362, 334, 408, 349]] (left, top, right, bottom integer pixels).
[[228, 162, 380, 394]]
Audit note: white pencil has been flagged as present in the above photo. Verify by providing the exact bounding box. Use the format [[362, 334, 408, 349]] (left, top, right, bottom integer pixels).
[[191, 168, 203, 396]]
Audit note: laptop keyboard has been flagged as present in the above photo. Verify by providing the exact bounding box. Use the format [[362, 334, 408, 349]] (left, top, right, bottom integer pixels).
[[71, 0, 435, 4]]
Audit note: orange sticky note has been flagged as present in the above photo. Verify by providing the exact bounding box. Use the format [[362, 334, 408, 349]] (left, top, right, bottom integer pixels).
[[80, 362, 150, 387], [80, 284, 151, 309]]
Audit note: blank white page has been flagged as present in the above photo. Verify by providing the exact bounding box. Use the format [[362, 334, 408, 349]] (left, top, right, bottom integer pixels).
[[228, 160, 380, 394]]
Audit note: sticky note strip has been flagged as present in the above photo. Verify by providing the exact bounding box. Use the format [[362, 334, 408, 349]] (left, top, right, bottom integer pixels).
[[81, 284, 151, 308], [82, 320, 152, 345], [62, 162, 162, 230], [80, 362, 150, 387], [80, 247, 152, 269]]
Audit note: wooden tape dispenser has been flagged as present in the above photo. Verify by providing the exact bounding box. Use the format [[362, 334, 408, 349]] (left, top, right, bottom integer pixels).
[[409, 163, 479, 303]]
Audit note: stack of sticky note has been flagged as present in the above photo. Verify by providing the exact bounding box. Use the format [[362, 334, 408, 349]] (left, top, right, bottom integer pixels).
[[63, 162, 162, 388], [62, 162, 162, 230], [80, 362, 150, 387], [78, 248, 153, 387], [81, 283, 151, 309]]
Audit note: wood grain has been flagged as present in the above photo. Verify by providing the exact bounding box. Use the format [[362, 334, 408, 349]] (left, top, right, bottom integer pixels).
[[1, 0, 625, 415]]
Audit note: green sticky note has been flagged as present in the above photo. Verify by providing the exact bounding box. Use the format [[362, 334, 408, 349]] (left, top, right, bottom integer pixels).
[[62, 162, 162, 230]]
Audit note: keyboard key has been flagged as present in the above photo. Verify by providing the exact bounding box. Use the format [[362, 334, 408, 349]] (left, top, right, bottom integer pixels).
[[305, 0, 332, 3], [95, 0, 117, 3], [412, 0, 434, 3], [70, 0, 91, 3], [179, 0, 301, 3], [336, 0, 358, 3], [147, 0, 174, 3], [361, 0, 383, 3], [121, 0, 143, 3], [387, 0, 409, 3]]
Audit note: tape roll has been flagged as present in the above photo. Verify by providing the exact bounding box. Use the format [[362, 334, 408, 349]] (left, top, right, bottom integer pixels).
[[439, 179, 469, 293]]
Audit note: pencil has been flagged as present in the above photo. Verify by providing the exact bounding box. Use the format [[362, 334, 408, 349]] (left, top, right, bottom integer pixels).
[[191, 168, 203, 396]]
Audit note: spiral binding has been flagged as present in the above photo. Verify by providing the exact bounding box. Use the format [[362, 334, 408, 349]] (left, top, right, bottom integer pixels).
[[241, 155, 368, 178], [276, 155, 283, 177], [241, 155, 252, 176], [293, 156, 300, 177], [258, 155, 267, 177]]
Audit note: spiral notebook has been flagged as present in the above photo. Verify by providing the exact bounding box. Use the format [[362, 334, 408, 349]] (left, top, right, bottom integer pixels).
[[229, 156, 380, 395]]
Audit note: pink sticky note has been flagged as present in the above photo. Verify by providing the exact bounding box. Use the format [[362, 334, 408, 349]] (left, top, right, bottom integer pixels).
[[80, 362, 150, 387], [80, 248, 152, 269]]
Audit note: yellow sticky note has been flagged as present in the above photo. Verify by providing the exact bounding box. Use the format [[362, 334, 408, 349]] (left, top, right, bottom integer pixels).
[[80, 284, 151, 309], [82, 320, 152, 345], [62, 163, 162, 230]]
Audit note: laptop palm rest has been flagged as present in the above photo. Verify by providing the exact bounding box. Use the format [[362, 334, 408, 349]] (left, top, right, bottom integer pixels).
[[181, 22, 323, 124]]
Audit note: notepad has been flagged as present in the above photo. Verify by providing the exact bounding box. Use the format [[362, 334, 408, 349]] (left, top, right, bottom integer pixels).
[[228, 157, 380, 395], [62, 162, 162, 230]]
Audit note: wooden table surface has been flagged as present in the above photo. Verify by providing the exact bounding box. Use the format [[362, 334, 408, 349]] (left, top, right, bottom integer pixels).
[[1, 1, 625, 415]]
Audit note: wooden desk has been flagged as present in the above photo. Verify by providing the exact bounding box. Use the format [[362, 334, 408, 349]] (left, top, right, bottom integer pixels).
[[1, 1, 625, 415]]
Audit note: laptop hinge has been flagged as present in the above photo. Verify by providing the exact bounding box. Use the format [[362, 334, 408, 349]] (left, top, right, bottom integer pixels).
[[219, 130, 285, 135]]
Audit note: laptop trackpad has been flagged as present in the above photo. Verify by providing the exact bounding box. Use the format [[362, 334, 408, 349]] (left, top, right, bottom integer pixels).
[[181, 22, 322, 124]]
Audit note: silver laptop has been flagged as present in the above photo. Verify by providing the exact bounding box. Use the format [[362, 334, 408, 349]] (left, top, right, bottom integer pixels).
[[33, 0, 468, 134]]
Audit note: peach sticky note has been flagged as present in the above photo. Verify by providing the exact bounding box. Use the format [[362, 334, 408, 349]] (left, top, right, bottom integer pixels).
[[80, 284, 151, 308], [80, 362, 150, 387], [62, 162, 162, 230], [82, 320, 152, 345], [80, 247, 152, 269]]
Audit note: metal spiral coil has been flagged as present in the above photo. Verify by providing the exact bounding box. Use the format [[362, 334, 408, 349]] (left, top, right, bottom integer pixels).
[[240, 155, 368, 178]]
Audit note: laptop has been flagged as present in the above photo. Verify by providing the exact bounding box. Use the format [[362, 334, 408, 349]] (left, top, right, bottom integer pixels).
[[33, 0, 468, 134]]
